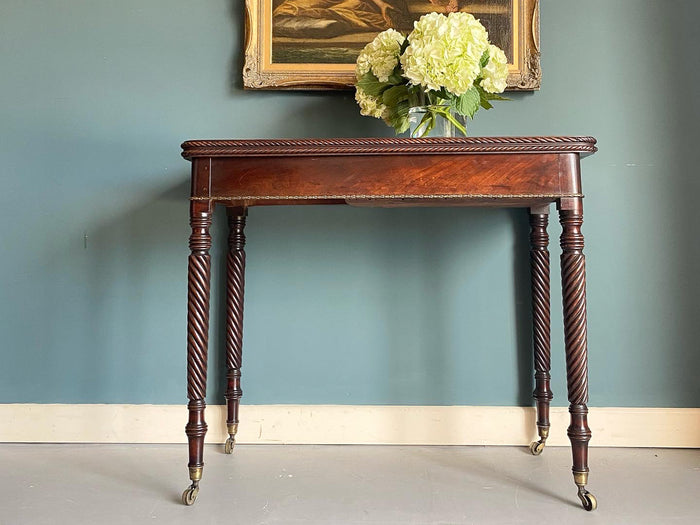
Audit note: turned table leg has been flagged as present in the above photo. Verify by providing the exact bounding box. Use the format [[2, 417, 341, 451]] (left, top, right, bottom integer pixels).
[[182, 201, 213, 506], [224, 208, 247, 454], [559, 198, 597, 511], [528, 207, 553, 456]]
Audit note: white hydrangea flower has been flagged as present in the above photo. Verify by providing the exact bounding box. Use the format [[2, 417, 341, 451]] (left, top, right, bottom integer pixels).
[[480, 44, 508, 93], [355, 29, 405, 82], [355, 87, 387, 119], [401, 12, 490, 96]]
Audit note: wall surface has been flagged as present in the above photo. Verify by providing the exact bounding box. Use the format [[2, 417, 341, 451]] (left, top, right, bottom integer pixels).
[[1, 0, 698, 407]]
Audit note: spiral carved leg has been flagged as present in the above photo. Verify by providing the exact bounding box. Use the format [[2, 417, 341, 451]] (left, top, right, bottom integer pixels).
[[529, 210, 552, 456], [224, 208, 247, 454], [559, 201, 596, 511], [183, 202, 212, 505]]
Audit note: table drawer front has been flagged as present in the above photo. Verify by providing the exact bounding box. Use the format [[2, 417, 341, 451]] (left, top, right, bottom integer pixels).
[[208, 153, 574, 201]]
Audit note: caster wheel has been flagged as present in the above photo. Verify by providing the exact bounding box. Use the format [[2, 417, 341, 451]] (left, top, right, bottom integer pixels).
[[529, 441, 545, 456], [224, 437, 235, 454], [578, 490, 597, 511], [182, 485, 199, 506]]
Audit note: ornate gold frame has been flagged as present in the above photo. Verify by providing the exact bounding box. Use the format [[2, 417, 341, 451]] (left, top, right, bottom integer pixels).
[[243, 0, 540, 91]]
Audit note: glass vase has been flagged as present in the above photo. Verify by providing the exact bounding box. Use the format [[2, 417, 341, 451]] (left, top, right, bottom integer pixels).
[[407, 106, 467, 138]]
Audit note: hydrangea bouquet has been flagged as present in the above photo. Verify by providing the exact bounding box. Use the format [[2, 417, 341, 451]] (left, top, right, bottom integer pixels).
[[355, 12, 509, 137]]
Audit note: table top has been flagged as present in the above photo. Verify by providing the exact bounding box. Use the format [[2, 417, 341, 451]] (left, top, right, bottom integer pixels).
[[182, 137, 597, 209], [181, 136, 597, 159]]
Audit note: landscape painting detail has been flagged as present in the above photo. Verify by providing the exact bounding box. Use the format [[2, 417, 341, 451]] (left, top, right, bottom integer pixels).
[[271, 0, 514, 65]]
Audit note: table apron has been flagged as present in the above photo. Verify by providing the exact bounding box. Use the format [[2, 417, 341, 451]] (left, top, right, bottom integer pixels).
[[197, 153, 581, 204]]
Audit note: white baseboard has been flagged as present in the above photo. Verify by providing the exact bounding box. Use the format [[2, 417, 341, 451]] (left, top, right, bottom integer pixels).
[[1, 404, 698, 447]]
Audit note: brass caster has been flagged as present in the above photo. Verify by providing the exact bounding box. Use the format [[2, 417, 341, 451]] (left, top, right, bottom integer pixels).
[[577, 487, 597, 511], [182, 483, 200, 506], [224, 436, 235, 454], [529, 440, 545, 456]]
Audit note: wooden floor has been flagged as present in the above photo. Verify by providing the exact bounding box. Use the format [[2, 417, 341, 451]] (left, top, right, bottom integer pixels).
[[1, 444, 698, 524]]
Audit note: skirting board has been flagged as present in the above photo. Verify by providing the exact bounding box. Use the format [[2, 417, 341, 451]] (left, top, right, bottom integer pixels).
[[1, 405, 698, 448]]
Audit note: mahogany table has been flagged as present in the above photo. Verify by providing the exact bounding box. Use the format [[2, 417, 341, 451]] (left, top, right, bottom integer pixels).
[[180, 137, 599, 510]]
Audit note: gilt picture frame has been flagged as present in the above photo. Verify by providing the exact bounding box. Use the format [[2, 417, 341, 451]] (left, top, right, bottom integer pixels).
[[243, 0, 540, 91]]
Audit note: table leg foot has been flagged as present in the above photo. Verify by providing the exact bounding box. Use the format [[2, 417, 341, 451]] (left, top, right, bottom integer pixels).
[[528, 440, 544, 456], [577, 485, 597, 511], [182, 466, 202, 505], [529, 425, 548, 455], [224, 423, 238, 454], [224, 370, 241, 455], [574, 471, 597, 511], [182, 481, 200, 506]]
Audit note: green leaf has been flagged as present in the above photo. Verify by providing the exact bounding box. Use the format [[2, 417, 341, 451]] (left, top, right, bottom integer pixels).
[[385, 100, 411, 134], [387, 64, 405, 85], [475, 85, 493, 110], [382, 85, 411, 134], [483, 91, 510, 101], [356, 72, 390, 98], [387, 73, 404, 85], [454, 87, 481, 119], [407, 85, 424, 108], [382, 85, 410, 107], [479, 49, 490, 69]]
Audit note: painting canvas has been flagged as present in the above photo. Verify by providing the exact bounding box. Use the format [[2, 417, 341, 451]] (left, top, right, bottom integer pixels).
[[244, 0, 540, 90]]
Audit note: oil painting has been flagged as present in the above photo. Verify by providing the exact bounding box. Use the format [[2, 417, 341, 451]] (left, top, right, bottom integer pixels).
[[243, 0, 540, 90]]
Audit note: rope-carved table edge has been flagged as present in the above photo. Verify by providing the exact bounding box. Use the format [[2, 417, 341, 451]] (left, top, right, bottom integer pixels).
[[181, 136, 598, 158]]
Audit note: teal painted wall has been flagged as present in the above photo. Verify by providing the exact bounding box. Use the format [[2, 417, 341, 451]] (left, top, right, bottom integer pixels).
[[1, 1, 698, 407]]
